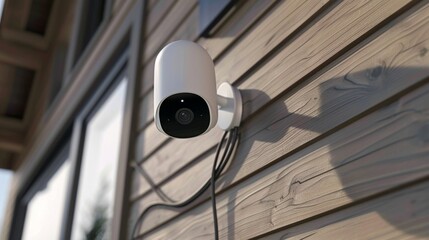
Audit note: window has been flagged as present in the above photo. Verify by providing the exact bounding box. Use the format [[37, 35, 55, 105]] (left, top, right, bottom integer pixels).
[[67, 0, 111, 70], [0, 0, 5, 23], [70, 77, 127, 240], [75, 0, 107, 60], [0, 169, 12, 230], [7, 0, 144, 237], [21, 160, 71, 240], [10, 56, 130, 240], [11, 142, 71, 240], [25, 0, 55, 35]]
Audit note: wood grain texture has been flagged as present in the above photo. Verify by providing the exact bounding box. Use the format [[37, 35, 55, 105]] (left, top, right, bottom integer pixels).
[[213, 0, 333, 85], [198, 0, 279, 62], [131, 0, 419, 199], [143, 0, 333, 95], [135, 6, 201, 161], [130, 1, 429, 234], [145, 0, 177, 37], [262, 180, 429, 240], [135, 123, 171, 166], [139, 0, 278, 103], [140, 58, 156, 96], [142, 0, 198, 65], [139, 5, 200, 111], [129, 167, 151, 206], [135, 0, 332, 169], [112, 0, 134, 16], [139, 8, 198, 99], [139, 4, 199, 97], [146, 0, 160, 11], [135, 0, 281, 160], [137, 89, 154, 131], [141, 70, 429, 239]]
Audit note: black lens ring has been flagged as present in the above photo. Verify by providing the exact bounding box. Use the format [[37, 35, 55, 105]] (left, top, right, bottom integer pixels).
[[175, 108, 194, 125], [159, 93, 210, 138]]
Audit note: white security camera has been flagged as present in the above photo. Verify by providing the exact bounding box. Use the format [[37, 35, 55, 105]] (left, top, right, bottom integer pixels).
[[154, 40, 242, 138]]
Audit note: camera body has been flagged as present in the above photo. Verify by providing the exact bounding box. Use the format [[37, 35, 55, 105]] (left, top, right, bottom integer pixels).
[[154, 40, 218, 138]]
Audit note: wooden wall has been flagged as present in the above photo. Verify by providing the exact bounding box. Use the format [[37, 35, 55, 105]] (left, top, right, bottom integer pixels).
[[130, 0, 429, 239]]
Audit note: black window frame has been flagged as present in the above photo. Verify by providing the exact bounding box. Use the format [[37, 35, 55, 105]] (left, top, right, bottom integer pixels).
[[44, 0, 113, 114], [7, 0, 144, 238], [9, 136, 72, 240], [9, 46, 130, 240], [62, 49, 129, 240], [64, 0, 113, 81]]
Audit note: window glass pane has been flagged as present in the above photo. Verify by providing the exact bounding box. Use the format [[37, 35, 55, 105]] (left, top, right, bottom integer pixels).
[[0, 169, 13, 231], [0, 0, 5, 22], [21, 160, 71, 240], [71, 78, 127, 240], [74, 0, 106, 66]]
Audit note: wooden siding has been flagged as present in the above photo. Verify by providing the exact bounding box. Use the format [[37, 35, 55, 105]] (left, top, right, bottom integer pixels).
[[130, 0, 429, 239]]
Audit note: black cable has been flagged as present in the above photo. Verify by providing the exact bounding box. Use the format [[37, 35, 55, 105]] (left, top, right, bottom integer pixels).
[[211, 127, 238, 240], [131, 130, 228, 239], [131, 128, 239, 239], [131, 163, 175, 203], [212, 136, 223, 240]]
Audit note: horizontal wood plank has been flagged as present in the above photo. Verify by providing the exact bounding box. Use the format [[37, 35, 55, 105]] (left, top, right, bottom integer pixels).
[[140, 58, 156, 96], [131, 2, 429, 233], [198, 0, 279, 62], [139, 0, 279, 104], [135, 0, 281, 158], [142, 0, 198, 65], [262, 180, 429, 240], [135, 124, 171, 167], [132, 0, 419, 199], [135, 0, 333, 168], [139, 6, 199, 127], [142, 71, 429, 239], [139, 0, 330, 97], [139, 4, 199, 97], [145, 0, 176, 37], [135, 8, 201, 160], [137, 89, 154, 131], [146, 0, 160, 11], [112, 0, 134, 15]]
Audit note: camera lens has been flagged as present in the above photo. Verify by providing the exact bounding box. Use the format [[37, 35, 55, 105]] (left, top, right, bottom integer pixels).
[[175, 108, 194, 125], [159, 93, 210, 138]]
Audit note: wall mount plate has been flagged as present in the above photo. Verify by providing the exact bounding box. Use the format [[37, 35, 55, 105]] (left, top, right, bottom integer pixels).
[[217, 82, 242, 130]]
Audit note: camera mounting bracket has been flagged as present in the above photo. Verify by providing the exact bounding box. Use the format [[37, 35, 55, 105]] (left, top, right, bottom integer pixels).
[[217, 82, 242, 130]]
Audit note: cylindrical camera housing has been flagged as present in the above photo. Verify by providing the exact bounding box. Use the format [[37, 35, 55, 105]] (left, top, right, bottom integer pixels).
[[154, 40, 218, 138]]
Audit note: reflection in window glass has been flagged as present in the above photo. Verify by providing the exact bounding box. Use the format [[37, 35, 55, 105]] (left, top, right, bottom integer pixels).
[[71, 79, 127, 240], [21, 160, 71, 240], [0, 169, 13, 232], [0, 0, 5, 22]]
